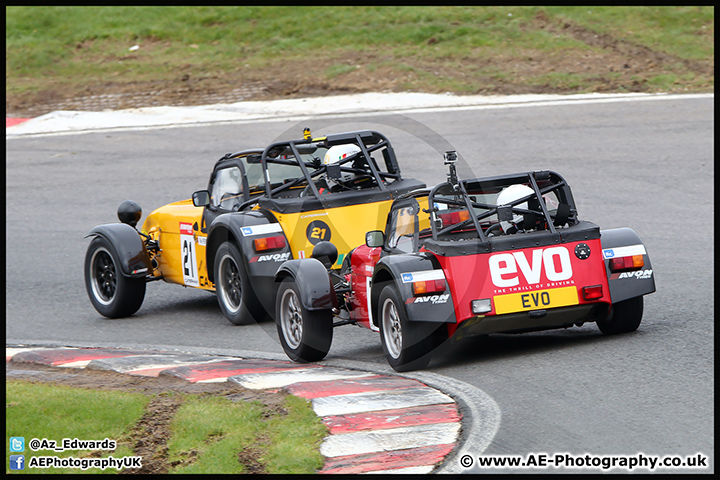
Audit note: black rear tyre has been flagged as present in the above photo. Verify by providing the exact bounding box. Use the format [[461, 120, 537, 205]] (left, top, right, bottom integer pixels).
[[276, 277, 333, 362], [378, 285, 438, 372], [214, 241, 266, 325], [597, 296, 643, 335], [84, 236, 146, 318]]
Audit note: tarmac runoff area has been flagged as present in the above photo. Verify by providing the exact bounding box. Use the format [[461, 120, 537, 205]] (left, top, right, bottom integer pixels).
[[6, 344, 500, 474]]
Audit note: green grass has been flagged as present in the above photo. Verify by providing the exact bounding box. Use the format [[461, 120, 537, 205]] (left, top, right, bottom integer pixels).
[[6, 381, 148, 474], [6, 381, 327, 474], [263, 395, 327, 473], [167, 394, 325, 474], [544, 6, 714, 60], [166, 395, 265, 474], [5, 6, 714, 99]]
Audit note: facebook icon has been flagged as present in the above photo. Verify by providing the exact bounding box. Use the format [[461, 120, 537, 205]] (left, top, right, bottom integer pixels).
[[10, 455, 25, 470]]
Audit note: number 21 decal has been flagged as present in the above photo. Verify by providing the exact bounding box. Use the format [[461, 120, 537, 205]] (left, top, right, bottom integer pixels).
[[180, 222, 199, 287], [306, 220, 331, 245]]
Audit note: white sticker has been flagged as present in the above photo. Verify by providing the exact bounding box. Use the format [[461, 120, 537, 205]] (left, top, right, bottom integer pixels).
[[603, 244, 646, 259], [240, 224, 283, 236], [401, 270, 446, 283], [367, 277, 379, 332], [180, 222, 199, 287]]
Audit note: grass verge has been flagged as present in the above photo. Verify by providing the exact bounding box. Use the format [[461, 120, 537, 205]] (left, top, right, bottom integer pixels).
[[6, 381, 147, 474], [6, 380, 327, 474], [5, 6, 714, 112]]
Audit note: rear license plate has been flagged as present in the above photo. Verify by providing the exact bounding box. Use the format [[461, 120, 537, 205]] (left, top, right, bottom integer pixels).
[[493, 286, 578, 315]]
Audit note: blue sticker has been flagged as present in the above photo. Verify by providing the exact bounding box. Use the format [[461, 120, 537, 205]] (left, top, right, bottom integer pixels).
[[401, 273, 413, 283], [241, 227, 253, 236], [604, 249, 615, 259]]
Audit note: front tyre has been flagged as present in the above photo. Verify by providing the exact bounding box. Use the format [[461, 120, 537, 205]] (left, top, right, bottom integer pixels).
[[214, 241, 266, 325], [597, 296, 643, 335], [276, 277, 333, 363], [378, 285, 436, 372], [84, 236, 145, 318]]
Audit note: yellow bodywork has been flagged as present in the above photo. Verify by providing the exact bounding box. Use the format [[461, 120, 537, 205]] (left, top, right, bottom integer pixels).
[[140, 195, 404, 290], [142, 199, 213, 290], [272, 199, 395, 268]]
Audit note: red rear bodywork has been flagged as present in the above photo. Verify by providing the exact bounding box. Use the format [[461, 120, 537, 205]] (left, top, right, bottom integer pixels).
[[348, 245, 382, 330], [435, 239, 610, 335]]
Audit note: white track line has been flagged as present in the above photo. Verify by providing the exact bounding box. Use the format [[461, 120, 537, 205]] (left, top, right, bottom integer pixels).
[[7, 92, 712, 138]]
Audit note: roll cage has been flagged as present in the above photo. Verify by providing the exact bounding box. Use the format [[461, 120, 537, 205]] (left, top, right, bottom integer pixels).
[[381, 169, 581, 254], [258, 129, 403, 200], [205, 130, 407, 214], [427, 170, 578, 242]]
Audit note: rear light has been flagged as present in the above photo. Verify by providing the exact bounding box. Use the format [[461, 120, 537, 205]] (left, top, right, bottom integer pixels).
[[412, 279, 446, 296], [609, 255, 644, 272], [471, 299, 492, 314], [439, 210, 470, 225], [254, 235, 286, 252], [582, 285, 604, 300]]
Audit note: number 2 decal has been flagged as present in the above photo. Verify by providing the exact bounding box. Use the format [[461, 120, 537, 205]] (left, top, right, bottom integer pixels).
[[180, 222, 199, 287]]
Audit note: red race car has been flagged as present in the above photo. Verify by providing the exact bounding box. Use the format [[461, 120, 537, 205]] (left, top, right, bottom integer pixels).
[[273, 152, 656, 371]]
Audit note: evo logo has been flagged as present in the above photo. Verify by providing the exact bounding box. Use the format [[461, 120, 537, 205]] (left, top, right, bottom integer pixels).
[[489, 246, 573, 288]]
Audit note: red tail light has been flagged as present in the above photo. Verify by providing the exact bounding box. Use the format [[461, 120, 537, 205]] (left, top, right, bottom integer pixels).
[[412, 279, 446, 296], [254, 235, 286, 252], [439, 210, 470, 225], [609, 255, 644, 272], [582, 285, 604, 300]]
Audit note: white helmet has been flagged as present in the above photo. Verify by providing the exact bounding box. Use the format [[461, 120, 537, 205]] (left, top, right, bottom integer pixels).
[[496, 184, 534, 233], [324, 144, 361, 166], [323, 144, 361, 188]]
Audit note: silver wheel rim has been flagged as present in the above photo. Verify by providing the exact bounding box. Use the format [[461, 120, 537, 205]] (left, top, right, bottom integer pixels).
[[381, 297, 402, 359], [90, 247, 116, 306], [280, 288, 303, 349], [218, 253, 241, 314]]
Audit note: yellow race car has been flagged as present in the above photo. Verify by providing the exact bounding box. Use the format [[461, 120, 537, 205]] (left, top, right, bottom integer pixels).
[[84, 129, 425, 325]]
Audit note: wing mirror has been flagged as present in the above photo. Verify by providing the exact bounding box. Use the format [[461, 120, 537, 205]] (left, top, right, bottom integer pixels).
[[365, 230, 385, 248], [192, 190, 210, 207]]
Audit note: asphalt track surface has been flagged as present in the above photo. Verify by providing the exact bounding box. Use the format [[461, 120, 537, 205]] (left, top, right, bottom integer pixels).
[[6, 93, 714, 473]]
